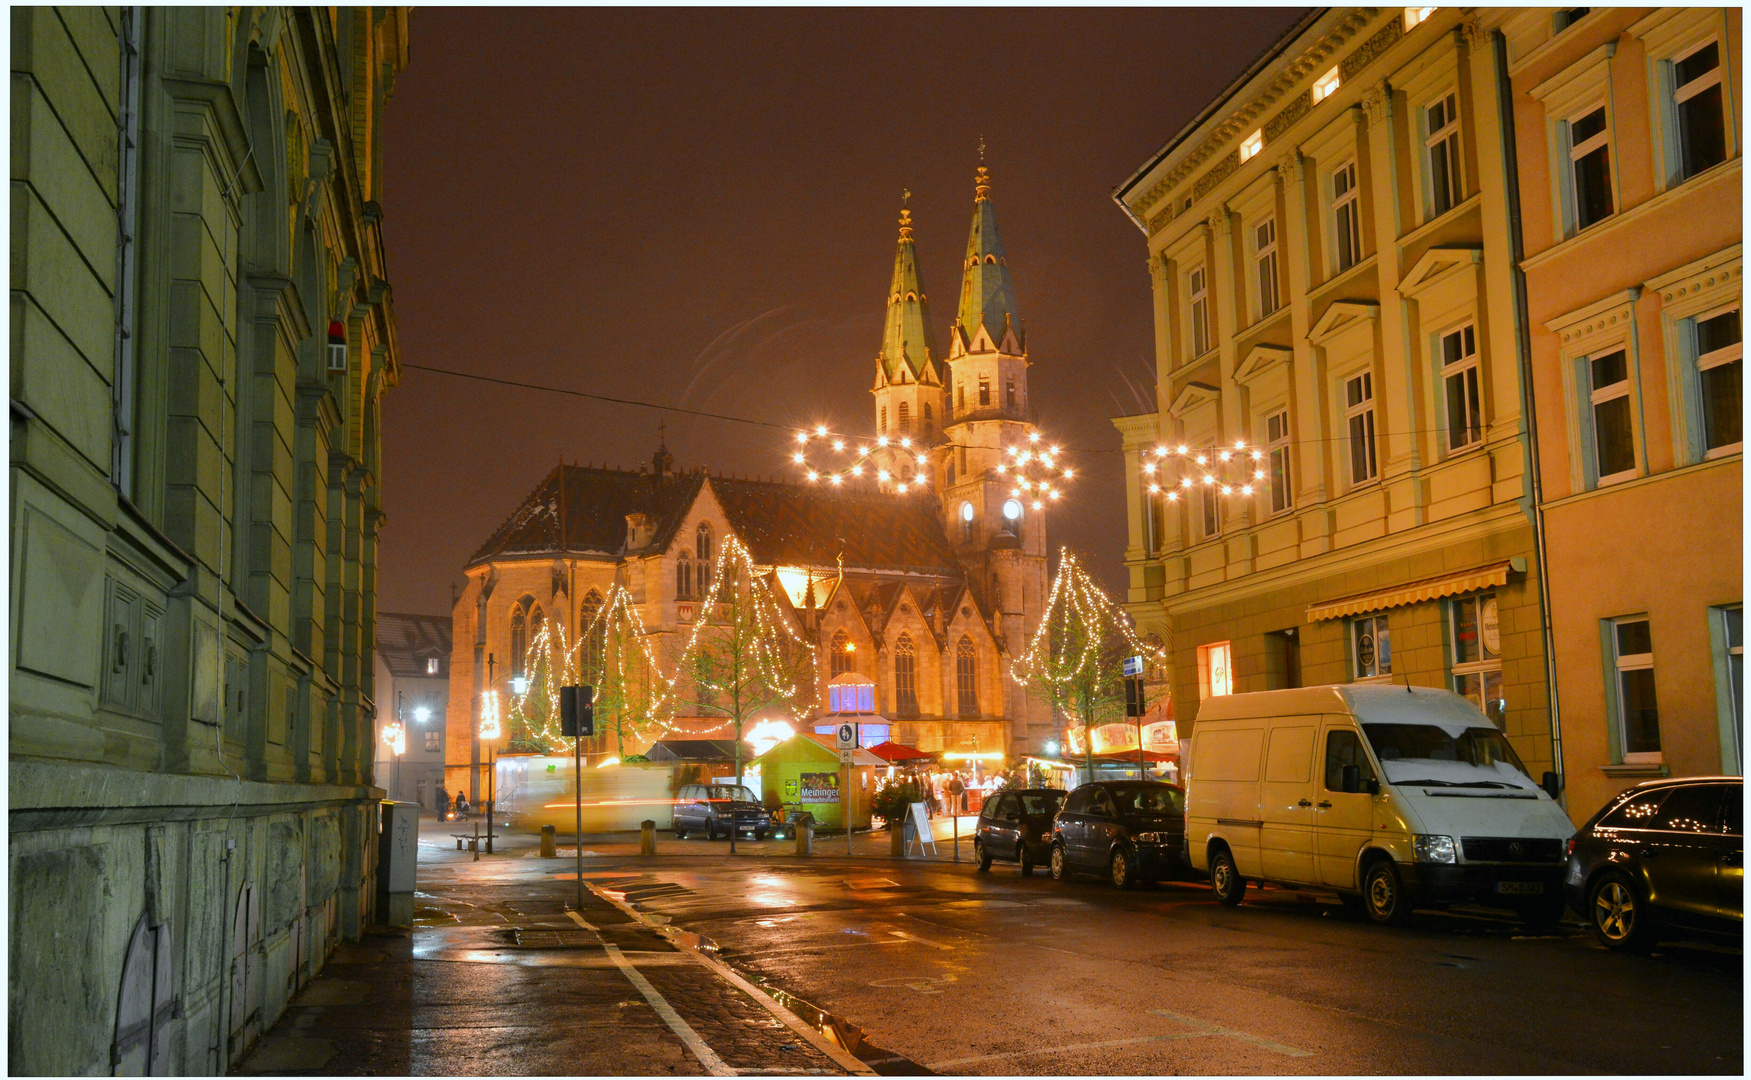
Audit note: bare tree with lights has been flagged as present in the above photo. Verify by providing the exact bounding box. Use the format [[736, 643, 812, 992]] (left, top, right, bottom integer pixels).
[[575, 592, 664, 759], [1013, 550, 1168, 783]]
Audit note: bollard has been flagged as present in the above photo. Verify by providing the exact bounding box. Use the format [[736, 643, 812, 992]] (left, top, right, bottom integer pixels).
[[472, 820, 480, 862], [540, 825, 556, 859], [794, 819, 812, 856], [890, 821, 905, 857], [640, 819, 657, 856]]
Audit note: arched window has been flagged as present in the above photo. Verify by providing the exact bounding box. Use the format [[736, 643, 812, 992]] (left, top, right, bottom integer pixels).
[[581, 590, 605, 673], [894, 634, 918, 715], [957, 383, 965, 413], [677, 552, 693, 600], [923, 402, 933, 432], [959, 501, 975, 542], [695, 523, 712, 594], [830, 630, 853, 677], [880, 406, 887, 433], [979, 377, 991, 407], [990, 574, 1003, 613], [956, 636, 978, 718], [509, 603, 527, 678], [898, 402, 911, 433]]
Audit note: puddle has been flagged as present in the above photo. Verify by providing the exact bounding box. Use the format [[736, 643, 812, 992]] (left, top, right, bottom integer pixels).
[[412, 905, 459, 926]]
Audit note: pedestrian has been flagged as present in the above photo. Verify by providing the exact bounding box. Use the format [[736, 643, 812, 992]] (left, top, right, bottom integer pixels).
[[455, 790, 470, 817], [947, 773, 965, 816], [441, 790, 452, 817]]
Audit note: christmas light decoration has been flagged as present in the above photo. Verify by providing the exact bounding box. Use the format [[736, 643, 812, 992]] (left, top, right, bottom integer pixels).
[[381, 719, 406, 756], [1140, 440, 1269, 503], [1013, 549, 1168, 697]]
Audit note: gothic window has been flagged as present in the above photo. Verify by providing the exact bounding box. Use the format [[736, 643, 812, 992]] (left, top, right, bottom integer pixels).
[[677, 552, 693, 600], [923, 402, 933, 432], [956, 636, 978, 718], [894, 634, 918, 715], [979, 377, 991, 407], [696, 523, 713, 593], [830, 630, 853, 677], [509, 600, 530, 678], [581, 590, 605, 673], [880, 406, 887, 433], [898, 402, 911, 433], [1006, 378, 1016, 408]]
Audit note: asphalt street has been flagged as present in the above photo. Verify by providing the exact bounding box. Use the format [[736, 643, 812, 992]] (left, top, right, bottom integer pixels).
[[238, 826, 1742, 1076]]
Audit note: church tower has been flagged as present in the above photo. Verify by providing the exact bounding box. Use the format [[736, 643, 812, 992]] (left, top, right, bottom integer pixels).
[[870, 202, 945, 489], [935, 165, 1052, 752]]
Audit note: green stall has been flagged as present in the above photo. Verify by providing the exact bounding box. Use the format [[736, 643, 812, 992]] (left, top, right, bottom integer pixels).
[[752, 734, 883, 831]]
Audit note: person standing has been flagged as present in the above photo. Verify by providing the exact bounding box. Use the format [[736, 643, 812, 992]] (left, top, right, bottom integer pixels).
[[947, 773, 966, 816]]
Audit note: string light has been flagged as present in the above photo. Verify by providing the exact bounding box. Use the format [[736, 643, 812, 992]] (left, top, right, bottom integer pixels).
[[1012, 549, 1169, 724], [1139, 441, 1279, 503], [381, 719, 406, 756]]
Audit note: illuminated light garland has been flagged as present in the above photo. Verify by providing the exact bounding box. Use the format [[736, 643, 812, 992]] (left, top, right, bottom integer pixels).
[[1141, 440, 1270, 503], [1012, 548, 1168, 701], [381, 720, 406, 756]]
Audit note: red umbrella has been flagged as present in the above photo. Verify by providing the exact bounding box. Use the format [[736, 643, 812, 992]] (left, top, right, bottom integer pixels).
[[865, 740, 936, 763]]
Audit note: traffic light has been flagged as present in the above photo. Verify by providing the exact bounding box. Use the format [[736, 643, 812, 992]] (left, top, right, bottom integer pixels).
[[560, 685, 594, 737], [1124, 674, 1145, 717]]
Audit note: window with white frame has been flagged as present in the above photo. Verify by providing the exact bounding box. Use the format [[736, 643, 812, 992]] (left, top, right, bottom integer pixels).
[[1695, 306, 1742, 454], [426, 657, 440, 675], [1200, 482, 1221, 539], [1345, 371, 1379, 484], [1240, 129, 1263, 162], [1566, 104, 1614, 231], [1265, 409, 1292, 513], [1672, 39, 1727, 181], [1254, 218, 1279, 318], [1451, 593, 1505, 727], [1332, 160, 1362, 272], [424, 730, 440, 752], [1441, 323, 1482, 451], [1719, 606, 1743, 763], [1611, 616, 1661, 759], [1189, 266, 1210, 355], [1352, 613, 1392, 679], [1587, 348, 1637, 483], [1313, 66, 1341, 103], [1424, 91, 1463, 216]]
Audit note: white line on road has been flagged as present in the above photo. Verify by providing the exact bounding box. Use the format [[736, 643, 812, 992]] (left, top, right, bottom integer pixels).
[[925, 1011, 1312, 1070], [1152, 1008, 1313, 1057], [601, 941, 735, 1076], [886, 929, 952, 950], [565, 910, 598, 931]]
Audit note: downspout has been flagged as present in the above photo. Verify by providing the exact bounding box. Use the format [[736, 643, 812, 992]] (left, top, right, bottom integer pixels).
[[111, 6, 144, 495], [1494, 29, 1565, 798]]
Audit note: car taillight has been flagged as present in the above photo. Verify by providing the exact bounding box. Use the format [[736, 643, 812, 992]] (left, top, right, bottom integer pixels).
[[1565, 838, 1576, 857]]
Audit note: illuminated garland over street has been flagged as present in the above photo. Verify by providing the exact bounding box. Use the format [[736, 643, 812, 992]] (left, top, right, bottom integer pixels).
[[787, 425, 1076, 511], [1140, 440, 1268, 501], [997, 431, 1074, 511]]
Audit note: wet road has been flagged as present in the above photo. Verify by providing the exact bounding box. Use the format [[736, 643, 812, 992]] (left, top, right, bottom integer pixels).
[[601, 850, 1742, 1076]]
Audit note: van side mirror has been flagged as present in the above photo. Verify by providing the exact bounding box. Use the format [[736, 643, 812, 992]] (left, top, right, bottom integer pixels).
[[1366, 777, 1380, 795], [1541, 770, 1562, 799], [1341, 764, 1361, 794]]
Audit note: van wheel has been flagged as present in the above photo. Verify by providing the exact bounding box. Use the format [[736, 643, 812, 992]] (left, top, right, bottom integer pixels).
[[1362, 860, 1411, 926], [1050, 843, 1069, 881], [1210, 847, 1246, 906]]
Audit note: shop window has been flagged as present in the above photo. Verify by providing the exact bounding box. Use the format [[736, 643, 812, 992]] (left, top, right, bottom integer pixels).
[[1441, 323, 1483, 451], [1451, 593, 1504, 727], [1197, 641, 1233, 700], [1352, 613, 1392, 679], [1611, 616, 1661, 760], [1345, 371, 1378, 484]]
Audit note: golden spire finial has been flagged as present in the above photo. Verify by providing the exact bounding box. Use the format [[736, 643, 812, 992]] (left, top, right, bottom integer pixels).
[[974, 164, 991, 202], [898, 207, 913, 241]]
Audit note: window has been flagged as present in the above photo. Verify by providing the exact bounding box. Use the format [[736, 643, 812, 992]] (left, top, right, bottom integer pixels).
[[1002, 498, 1023, 541], [1197, 641, 1233, 700], [880, 406, 887, 433], [1254, 218, 1279, 318], [581, 590, 605, 672], [509, 606, 527, 679], [695, 523, 712, 593], [959, 500, 975, 542], [1332, 161, 1361, 272], [1324, 729, 1376, 791], [1696, 307, 1742, 454], [1200, 483, 1221, 539], [956, 636, 978, 718], [1265, 409, 1292, 513], [1567, 105, 1614, 230], [426, 657, 439, 675], [828, 681, 875, 713], [1555, 8, 1590, 33], [1189, 266, 1209, 355], [1345, 372, 1378, 484], [978, 377, 990, 407], [1612, 616, 1660, 759], [830, 630, 854, 677], [1425, 91, 1462, 216], [1313, 66, 1341, 103], [1352, 613, 1392, 679], [1587, 349, 1637, 482], [1144, 483, 1166, 554], [1451, 593, 1504, 727], [1405, 6, 1435, 29], [1654, 784, 1726, 833], [894, 634, 918, 715], [1673, 40, 1726, 180], [677, 552, 693, 600], [923, 402, 933, 432], [1240, 129, 1263, 162], [1441, 323, 1482, 451], [956, 383, 965, 413], [898, 402, 910, 433], [958, 445, 968, 477], [1721, 606, 1744, 766], [1005, 378, 1016, 408], [424, 730, 440, 752]]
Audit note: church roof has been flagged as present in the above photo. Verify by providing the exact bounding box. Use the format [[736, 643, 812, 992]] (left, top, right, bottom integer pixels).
[[955, 166, 1020, 345], [878, 206, 937, 382], [468, 462, 703, 566]]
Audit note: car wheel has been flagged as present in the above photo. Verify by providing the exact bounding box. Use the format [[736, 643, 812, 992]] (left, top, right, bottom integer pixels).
[[1209, 847, 1246, 907], [975, 839, 992, 872], [1362, 859, 1410, 926], [1589, 872, 1656, 952], [674, 826, 686, 840], [1516, 889, 1567, 932], [705, 821, 718, 841], [754, 830, 768, 842], [1050, 843, 1069, 881], [1110, 849, 1137, 891], [1019, 844, 1036, 877]]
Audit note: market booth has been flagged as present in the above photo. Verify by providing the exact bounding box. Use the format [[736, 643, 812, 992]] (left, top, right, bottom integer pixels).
[[751, 733, 883, 831]]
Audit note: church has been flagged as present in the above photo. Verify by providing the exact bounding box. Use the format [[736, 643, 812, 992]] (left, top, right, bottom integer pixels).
[[444, 166, 1052, 802]]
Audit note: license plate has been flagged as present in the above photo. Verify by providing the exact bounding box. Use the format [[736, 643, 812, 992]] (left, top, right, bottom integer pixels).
[[1495, 881, 1543, 895]]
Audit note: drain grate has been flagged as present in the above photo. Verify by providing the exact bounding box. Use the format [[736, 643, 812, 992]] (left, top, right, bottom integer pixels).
[[513, 930, 599, 949]]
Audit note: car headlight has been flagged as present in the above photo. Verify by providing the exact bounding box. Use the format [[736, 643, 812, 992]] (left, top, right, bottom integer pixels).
[[1136, 832, 1174, 844], [1041, 831, 1054, 843], [1414, 834, 1457, 864]]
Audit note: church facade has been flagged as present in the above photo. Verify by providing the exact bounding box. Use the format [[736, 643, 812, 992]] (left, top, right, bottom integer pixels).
[[445, 168, 1054, 800]]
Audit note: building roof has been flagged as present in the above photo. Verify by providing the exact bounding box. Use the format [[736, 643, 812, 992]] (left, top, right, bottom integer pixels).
[[710, 475, 963, 575], [878, 207, 937, 382], [955, 166, 1020, 344], [468, 459, 704, 566], [376, 611, 452, 677]]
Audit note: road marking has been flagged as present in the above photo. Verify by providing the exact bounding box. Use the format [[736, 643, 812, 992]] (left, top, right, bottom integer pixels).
[[927, 1032, 1210, 1069], [565, 910, 598, 931], [1152, 1008, 1313, 1057], [886, 929, 952, 950], [868, 974, 957, 994], [601, 941, 734, 1076]]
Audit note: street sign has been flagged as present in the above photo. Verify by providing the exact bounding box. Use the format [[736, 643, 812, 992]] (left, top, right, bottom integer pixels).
[[1122, 655, 1144, 677], [838, 748, 855, 765], [836, 722, 857, 750]]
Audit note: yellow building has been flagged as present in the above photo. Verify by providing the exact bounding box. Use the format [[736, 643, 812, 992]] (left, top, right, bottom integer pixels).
[[1499, 7, 1742, 818], [1111, 9, 1557, 777]]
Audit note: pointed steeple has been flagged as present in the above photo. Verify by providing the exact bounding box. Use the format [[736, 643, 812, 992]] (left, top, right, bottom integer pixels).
[[877, 200, 936, 381], [955, 165, 1020, 348]]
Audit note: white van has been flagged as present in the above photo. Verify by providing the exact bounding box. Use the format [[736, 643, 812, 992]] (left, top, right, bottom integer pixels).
[[1184, 685, 1574, 927]]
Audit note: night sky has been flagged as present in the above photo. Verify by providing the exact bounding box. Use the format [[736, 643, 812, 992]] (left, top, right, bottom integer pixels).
[[377, 7, 1304, 616]]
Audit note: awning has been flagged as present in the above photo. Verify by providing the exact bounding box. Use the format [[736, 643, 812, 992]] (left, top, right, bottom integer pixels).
[[1306, 557, 1524, 622], [865, 740, 935, 763]]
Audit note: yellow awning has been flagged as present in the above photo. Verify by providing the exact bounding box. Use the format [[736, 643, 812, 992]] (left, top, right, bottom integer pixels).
[[1306, 558, 1522, 622]]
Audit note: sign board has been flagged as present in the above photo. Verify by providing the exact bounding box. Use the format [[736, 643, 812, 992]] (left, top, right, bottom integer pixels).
[[835, 722, 857, 750], [799, 771, 840, 803], [1122, 655, 1144, 678], [838, 748, 855, 765], [903, 801, 937, 856]]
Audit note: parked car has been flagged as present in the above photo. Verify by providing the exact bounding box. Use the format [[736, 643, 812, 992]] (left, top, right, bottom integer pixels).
[[1184, 686, 1574, 928], [974, 788, 1067, 875], [1565, 776, 1742, 952], [672, 783, 769, 840], [1048, 780, 1185, 889]]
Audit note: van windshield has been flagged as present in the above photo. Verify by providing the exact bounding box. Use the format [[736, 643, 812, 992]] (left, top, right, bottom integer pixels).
[[1360, 724, 1536, 790], [707, 785, 758, 802]]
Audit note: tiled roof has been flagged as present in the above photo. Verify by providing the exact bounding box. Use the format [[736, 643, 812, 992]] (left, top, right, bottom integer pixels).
[[376, 611, 452, 677], [709, 476, 962, 575], [468, 463, 704, 566]]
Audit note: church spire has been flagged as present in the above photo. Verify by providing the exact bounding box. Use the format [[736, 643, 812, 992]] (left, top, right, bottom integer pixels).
[[955, 164, 1020, 349], [877, 196, 936, 381]]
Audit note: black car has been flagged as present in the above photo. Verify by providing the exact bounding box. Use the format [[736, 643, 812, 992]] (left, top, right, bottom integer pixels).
[[1564, 776, 1742, 951], [974, 788, 1067, 875], [1049, 781, 1186, 889], [672, 783, 769, 840]]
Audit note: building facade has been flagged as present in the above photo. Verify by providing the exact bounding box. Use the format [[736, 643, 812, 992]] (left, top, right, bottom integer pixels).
[[446, 170, 1055, 797], [1497, 7, 1742, 819], [1111, 9, 1558, 780], [10, 8, 407, 1073], [373, 612, 451, 810]]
